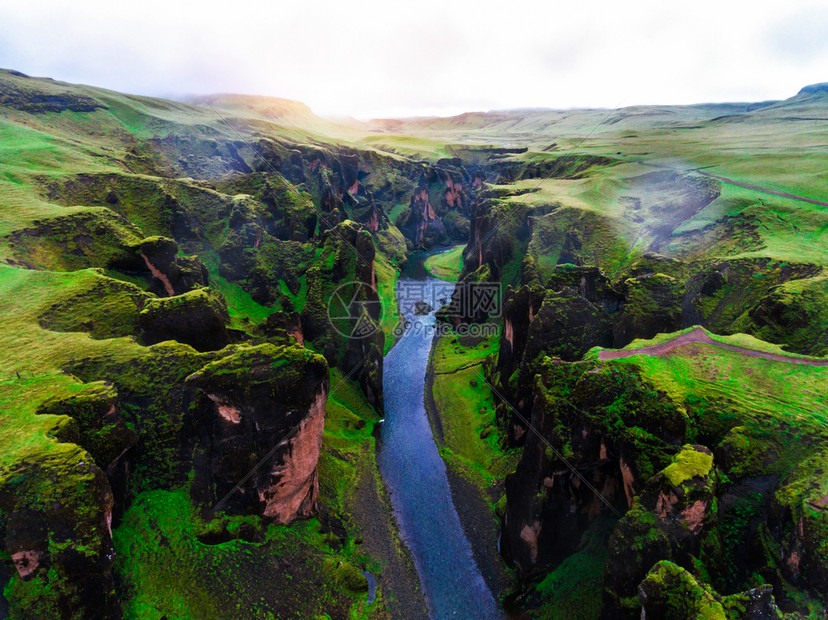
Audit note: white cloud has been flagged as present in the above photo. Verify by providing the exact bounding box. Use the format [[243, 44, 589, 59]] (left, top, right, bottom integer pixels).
[[0, 0, 825, 118]]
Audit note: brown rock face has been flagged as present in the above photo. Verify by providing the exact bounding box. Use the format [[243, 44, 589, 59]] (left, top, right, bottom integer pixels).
[[131, 236, 209, 297], [0, 448, 122, 618], [185, 343, 329, 522], [407, 185, 445, 247], [260, 389, 327, 521], [11, 549, 46, 580], [602, 445, 718, 619], [500, 360, 688, 585]]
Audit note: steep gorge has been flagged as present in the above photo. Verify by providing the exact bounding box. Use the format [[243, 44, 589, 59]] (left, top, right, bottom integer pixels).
[[1, 69, 827, 619]]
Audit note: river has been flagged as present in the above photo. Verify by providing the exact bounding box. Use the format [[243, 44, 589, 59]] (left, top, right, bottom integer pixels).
[[377, 253, 500, 619]]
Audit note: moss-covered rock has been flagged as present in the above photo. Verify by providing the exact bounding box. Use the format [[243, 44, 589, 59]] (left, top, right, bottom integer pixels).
[[131, 236, 209, 297], [6, 209, 143, 272], [0, 446, 121, 619], [38, 273, 150, 340], [323, 558, 369, 593], [185, 343, 330, 521], [682, 259, 822, 341], [603, 445, 719, 619], [766, 454, 828, 595], [639, 560, 727, 619], [613, 273, 682, 347], [139, 287, 230, 352], [501, 360, 685, 581], [639, 561, 782, 619], [737, 276, 828, 357], [36, 381, 136, 473], [524, 290, 614, 363], [300, 220, 385, 413]]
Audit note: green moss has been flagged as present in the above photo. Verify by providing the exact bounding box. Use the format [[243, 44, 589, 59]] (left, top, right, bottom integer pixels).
[[36, 380, 135, 468], [113, 489, 369, 619], [5, 207, 145, 272], [663, 446, 714, 488], [323, 558, 369, 593], [526, 518, 615, 620], [639, 561, 727, 619], [38, 273, 150, 339]]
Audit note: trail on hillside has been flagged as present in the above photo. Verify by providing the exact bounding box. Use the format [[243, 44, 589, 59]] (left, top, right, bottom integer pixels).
[[598, 327, 828, 366]]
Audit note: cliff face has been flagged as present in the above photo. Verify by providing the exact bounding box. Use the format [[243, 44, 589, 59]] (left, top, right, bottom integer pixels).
[[185, 344, 330, 521], [0, 447, 122, 618], [464, 157, 828, 615], [3, 337, 333, 617], [498, 338, 828, 617], [501, 360, 681, 579], [0, 72, 397, 616]]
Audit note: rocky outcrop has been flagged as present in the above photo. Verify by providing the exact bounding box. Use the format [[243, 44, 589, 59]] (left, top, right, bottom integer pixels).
[[494, 284, 545, 407], [259, 310, 305, 346], [501, 360, 683, 579], [681, 259, 822, 340], [603, 445, 719, 618], [403, 185, 446, 248], [639, 561, 781, 619], [499, 346, 820, 618], [36, 381, 137, 514], [185, 344, 329, 521], [139, 288, 231, 352], [613, 273, 682, 346], [489, 266, 623, 444], [764, 455, 828, 598], [301, 220, 385, 413], [249, 140, 483, 249], [1, 339, 331, 617], [133, 236, 209, 297], [526, 265, 623, 362], [737, 276, 828, 357], [0, 447, 122, 619]]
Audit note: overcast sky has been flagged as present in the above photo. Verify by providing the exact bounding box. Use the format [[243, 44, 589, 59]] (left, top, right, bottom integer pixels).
[[1, 0, 826, 119]]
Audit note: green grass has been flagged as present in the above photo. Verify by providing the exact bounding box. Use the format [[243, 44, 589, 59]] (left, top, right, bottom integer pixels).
[[373, 254, 401, 354], [424, 244, 465, 282], [430, 334, 517, 488], [587, 325, 827, 362], [0, 266, 150, 466], [612, 341, 828, 467], [113, 488, 377, 620], [210, 271, 277, 326]]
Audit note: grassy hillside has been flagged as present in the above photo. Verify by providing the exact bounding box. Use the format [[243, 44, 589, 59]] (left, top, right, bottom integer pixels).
[[0, 67, 826, 618], [0, 69, 426, 618]]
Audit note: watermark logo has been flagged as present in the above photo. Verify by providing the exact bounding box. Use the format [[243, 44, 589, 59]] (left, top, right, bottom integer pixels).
[[397, 280, 502, 319], [393, 280, 502, 339], [326, 281, 382, 339], [327, 280, 502, 340], [392, 319, 500, 339]]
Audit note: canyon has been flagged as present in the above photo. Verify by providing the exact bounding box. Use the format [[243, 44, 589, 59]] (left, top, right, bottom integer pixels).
[[0, 68, 826, 619]]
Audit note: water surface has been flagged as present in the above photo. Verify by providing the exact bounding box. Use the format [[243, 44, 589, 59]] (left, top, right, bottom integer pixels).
[[378, 255, 499, 619]]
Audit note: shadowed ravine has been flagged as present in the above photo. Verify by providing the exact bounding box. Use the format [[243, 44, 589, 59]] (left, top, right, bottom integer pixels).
[[378, 262, 500, 619]]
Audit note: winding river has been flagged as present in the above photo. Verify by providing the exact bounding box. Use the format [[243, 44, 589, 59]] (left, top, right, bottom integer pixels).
[[377, 253, 500, 619]]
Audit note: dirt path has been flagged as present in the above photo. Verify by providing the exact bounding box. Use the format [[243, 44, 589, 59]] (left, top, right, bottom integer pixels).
[[598, 327, 828, 366]]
